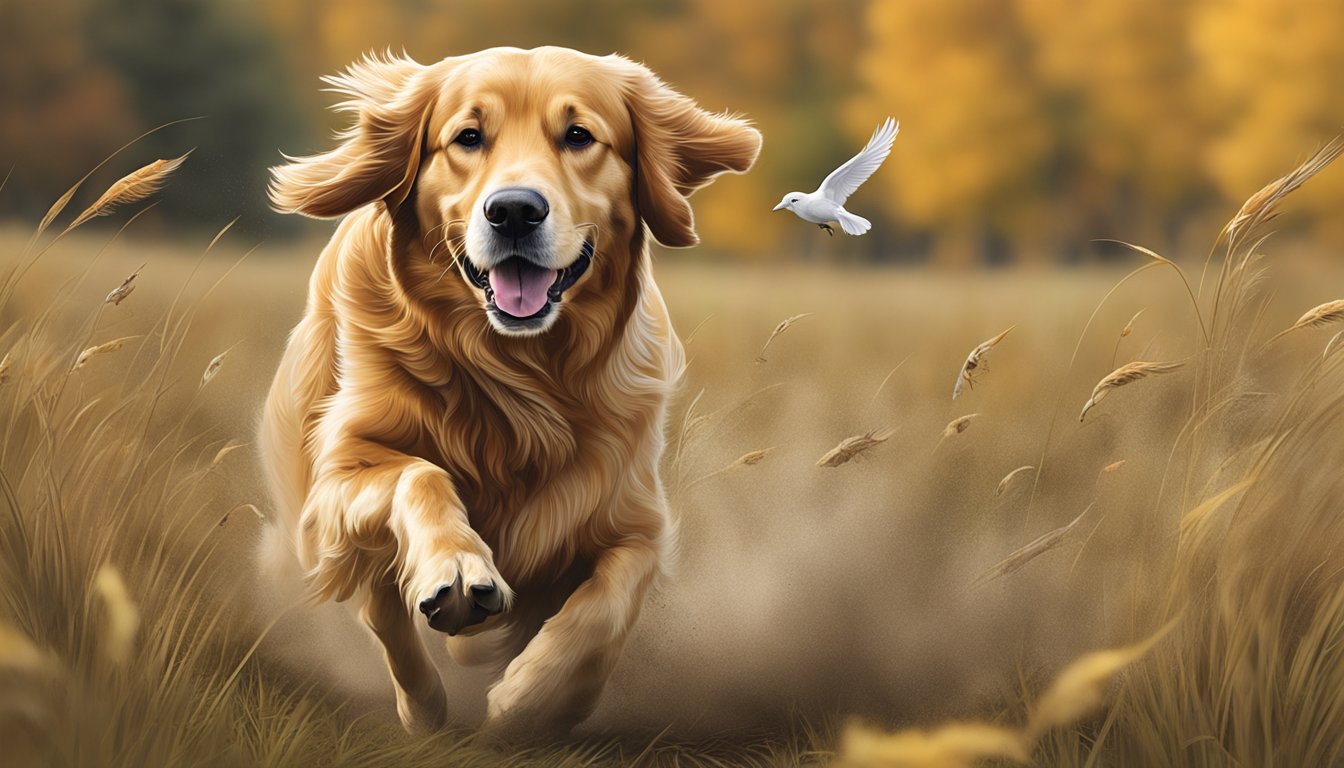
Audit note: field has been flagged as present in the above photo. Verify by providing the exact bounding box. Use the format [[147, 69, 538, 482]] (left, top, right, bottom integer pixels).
[[3, 153, 1344, 767]]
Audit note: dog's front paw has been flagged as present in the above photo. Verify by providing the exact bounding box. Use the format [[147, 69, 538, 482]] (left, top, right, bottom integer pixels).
[[413, 551, 510, 635]]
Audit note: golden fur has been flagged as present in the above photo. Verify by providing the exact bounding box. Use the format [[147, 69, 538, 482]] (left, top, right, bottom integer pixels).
[[258, 47, 760, 736]]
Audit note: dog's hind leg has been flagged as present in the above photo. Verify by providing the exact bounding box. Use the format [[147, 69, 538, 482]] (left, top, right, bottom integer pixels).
[[362, 580, 448, 734]]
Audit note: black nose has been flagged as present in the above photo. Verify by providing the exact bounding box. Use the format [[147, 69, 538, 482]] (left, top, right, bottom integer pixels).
[[483, 188, 549, 239]]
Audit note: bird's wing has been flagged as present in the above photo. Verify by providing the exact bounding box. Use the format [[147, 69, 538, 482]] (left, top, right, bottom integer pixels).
[[817, 118, 899, 204]]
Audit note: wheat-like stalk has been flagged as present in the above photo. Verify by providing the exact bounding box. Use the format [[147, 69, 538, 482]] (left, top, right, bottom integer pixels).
[[1268, 299, 1344, 343], [73, 336, 139, 370], [994, 465, 1036, 499], [0, 351, 11, 385], [1120, 309, 1144, 338], [755, 313, 812, 363], [1225, 138, 1344, 243], [1079, 361, 1185, 422], [817, 428, 894, 467], [105, 264, 145, 306], [952, 325, 1014, 400], [62, 152, 191, 235], [970, 503, 1092, 588]]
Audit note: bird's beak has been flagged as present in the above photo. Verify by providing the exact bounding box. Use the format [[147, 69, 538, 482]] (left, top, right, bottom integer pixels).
[[772, 202, 786, 212]]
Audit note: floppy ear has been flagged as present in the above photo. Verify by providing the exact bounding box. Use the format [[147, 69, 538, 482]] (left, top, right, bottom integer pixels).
[[617, 59, 763, 248], [269, 53, 434, 219]]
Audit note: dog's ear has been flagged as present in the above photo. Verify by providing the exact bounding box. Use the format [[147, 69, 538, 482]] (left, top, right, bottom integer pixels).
[[616, 59, 762, 248], [269, 53, 436, 219]]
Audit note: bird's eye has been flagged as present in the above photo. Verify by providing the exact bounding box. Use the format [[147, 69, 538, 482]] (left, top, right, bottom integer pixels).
[[454, 128, 482, 148], [791, 198, 798, 203], [564, 125, 594, 148]]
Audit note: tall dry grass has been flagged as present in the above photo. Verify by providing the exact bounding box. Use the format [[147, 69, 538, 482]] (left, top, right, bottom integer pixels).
[[3, 133, 1344, 768]]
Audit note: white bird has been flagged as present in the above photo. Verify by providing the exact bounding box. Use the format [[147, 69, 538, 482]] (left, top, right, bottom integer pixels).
[[773, 117, 899, 236]]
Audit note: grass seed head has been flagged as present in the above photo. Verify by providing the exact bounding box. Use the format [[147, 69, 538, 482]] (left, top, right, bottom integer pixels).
[[1270, 299, 1344, 343], [0, 351, 11, 385], [755, 313, 812, 363], [1225, 137, 1344, 242], [817, 428, 894, 467], [201, 350, 229, 388], [1120, 309, 1144, 338], [971, 503, 1092, 588], [63, 152, 191, 235], [104, 264, 144, 306], [73, 336, 138, 370], [734, 448, 772, 466], [942, 413, 980, 438], [953, 325, 1014, 400], [1079, 361, 1185, 421], [994, 465, 1036, 498]]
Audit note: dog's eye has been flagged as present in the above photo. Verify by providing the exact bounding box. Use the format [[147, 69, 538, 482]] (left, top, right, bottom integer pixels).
[[564, 125, 594, 148], [454, 128, 482, 148]]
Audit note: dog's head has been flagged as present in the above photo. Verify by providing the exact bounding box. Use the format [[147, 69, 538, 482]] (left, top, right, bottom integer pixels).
[[271, 47, 761, 337]]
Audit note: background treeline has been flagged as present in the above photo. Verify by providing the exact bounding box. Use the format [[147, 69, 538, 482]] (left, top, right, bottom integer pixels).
[[3, 0, 1342, 263]]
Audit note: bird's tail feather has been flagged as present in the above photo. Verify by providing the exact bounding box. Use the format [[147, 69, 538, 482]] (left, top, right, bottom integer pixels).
[[836, 210, 871, 236]]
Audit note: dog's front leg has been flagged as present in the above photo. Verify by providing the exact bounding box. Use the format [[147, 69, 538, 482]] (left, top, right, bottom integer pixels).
[[303, 441, 511, 731], [484, 524, 663, 735]]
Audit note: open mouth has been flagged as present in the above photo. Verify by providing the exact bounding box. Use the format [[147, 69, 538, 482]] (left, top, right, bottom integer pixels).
[[461, 241, 593, 323]]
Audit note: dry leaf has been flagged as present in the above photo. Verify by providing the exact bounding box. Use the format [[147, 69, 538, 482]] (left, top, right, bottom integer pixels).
[[1079, 361, 1184, 422], [953, 325, 1014, 400], [755, 313, 812, 363], [817, 428, 894, 467]]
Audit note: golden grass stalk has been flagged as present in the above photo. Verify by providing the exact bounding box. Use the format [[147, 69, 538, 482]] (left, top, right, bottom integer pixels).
[[93, 565, 140, 666], [835, 721, 1029, 768], [970, 503, 1092, 588], [218, 503, 266, 528], [1025, 618, 1178, 740], [1120, 310, 1143, 338], [211, 440, 246, 469], [104, 263, 144, 306], [1224, 138, 1344, 243], [994, 465, 1036, 499], [1268, 299, 1344, 343], [73, 335, 139, 370], [0, 351, 11, 385], [953, 325, 1013, 400], [817, 428, 894, 467], [755, 313, 812, 363], [61, 151, 191, 235], [1079, 361, 1185, 422], [1179, 476, 1255, 542]]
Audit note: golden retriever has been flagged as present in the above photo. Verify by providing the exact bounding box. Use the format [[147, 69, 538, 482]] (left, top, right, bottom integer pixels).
[[258, 46, 760, 736]]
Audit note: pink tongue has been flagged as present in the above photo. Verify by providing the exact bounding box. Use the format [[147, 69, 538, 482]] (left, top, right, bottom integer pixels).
[[488, 259, 558, 318]]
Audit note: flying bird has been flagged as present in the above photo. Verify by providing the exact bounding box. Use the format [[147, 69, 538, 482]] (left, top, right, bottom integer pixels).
[[773, 117, 899, 236]]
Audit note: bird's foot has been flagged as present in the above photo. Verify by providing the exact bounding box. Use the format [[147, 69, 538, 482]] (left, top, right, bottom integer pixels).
[[819, 223, 834, 237]]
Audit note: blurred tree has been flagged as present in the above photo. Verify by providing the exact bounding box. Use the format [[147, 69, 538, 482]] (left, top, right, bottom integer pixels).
[[1192, 0, 1344, 241], [85, 0, 310, 236], [852, 0, 1051, 266]]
